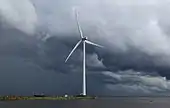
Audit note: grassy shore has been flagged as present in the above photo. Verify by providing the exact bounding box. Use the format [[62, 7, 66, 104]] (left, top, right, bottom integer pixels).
[[0, 95, 97, 101]]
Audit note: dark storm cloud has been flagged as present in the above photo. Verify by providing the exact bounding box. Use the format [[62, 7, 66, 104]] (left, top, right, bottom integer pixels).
[[0, 0, 108, 95], [1, 0, 170, 95], [31, 0, 170, 70], [0, 26, 108, 95], [97, 48, 170, 79]]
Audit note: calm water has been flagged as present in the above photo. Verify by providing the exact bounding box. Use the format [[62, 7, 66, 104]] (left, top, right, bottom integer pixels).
[[0, 97, 170, 108]]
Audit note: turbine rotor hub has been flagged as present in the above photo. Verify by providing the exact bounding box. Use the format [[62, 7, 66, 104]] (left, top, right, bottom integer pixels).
[[82, 37, 88, 41]]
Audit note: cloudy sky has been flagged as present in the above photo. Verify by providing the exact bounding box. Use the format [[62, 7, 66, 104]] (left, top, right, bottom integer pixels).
[[1, 0, 170, 96]]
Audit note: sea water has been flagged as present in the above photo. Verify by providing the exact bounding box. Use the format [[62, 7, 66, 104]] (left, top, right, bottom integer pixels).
[[0, 97, 170, 108]]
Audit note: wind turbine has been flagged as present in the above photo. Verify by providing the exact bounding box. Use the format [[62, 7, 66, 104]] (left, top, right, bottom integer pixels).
[[65, 9, 103, 96]]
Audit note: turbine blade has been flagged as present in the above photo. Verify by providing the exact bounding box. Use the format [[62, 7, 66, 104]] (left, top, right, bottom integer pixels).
[[85, 40, 104, 48], [74, 9, 84, 38], [65, 40, 82, 62]]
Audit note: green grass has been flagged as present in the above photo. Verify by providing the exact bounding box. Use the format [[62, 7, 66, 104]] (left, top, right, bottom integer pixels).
[[0, 96, 96, 101]]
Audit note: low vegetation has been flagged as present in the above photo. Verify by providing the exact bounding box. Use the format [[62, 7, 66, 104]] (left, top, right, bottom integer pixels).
[[0, 95, 96, 101]]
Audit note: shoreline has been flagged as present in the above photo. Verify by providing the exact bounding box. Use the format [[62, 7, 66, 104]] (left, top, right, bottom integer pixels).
[[1, 95, 170, 101]]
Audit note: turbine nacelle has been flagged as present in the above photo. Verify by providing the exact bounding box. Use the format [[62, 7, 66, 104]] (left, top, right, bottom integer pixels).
[[82, 36, 88, 41]]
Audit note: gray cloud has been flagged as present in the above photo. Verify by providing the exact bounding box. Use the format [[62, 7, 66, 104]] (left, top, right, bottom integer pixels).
[[0, 0, 38, 35], [31, 0, 170, 67], [103, 70, 170, 96]]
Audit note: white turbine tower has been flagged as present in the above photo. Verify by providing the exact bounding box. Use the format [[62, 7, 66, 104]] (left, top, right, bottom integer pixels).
[[65, 9, 103, 96]]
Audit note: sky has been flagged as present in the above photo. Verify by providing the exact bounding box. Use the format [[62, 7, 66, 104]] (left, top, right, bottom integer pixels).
[[1, 0, 170, 96]]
